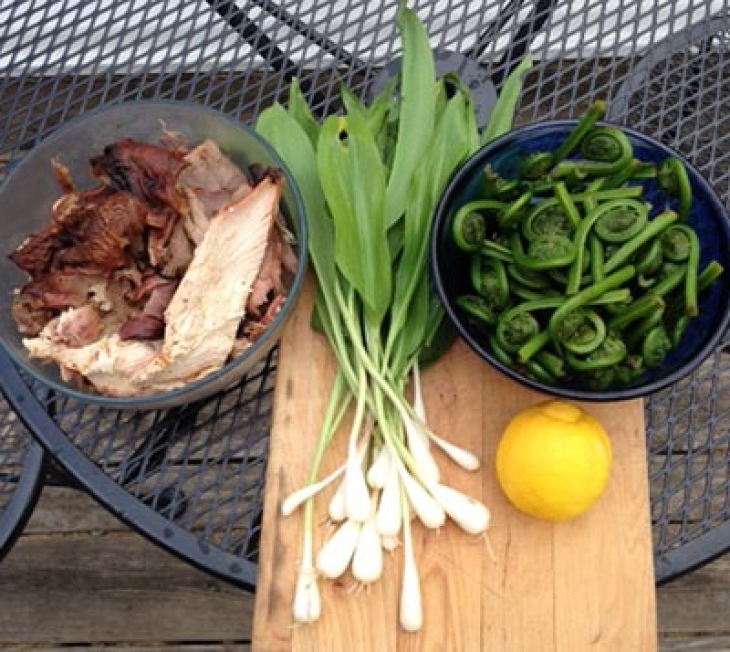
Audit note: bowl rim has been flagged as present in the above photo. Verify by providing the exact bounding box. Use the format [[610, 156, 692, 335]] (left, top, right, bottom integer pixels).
[[430, 118, 730, 402], [0, 99, 309, 409]]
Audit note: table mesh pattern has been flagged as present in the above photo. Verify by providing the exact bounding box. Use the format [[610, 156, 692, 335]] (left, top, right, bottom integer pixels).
[[2, 0, 730, 583], [604, 17, 730, 580], [0, 390, 42, 559], [28, 349, 277, 561], [647, 334, 730, 573], [0, 397, 33, 516]]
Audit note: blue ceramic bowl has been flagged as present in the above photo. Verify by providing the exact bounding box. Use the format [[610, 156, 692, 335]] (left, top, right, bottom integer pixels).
[[0, 101, 308, 410], [430, 120, 730, 401]]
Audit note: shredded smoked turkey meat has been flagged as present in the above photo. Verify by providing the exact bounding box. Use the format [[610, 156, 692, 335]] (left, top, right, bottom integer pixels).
[[10, 137, 297, 397]]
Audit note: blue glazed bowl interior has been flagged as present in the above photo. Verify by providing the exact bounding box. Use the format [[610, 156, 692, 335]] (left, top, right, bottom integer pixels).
[[431, 121, 730, 401]]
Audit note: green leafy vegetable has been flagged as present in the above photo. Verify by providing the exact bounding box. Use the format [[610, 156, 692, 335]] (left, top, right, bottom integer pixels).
[[482, 56, 533, 143], [317, 113, 391, 324], [257, 2, 532, 632], [383, 4, 436, 227]]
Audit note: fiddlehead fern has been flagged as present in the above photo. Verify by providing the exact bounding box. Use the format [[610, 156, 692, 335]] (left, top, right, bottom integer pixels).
[[642, 324, 673, 368], [470, 254, 509, 307], [451, 200, 498, 251], [511, 231, 577, 271], [577, 126, 633, 175], [522, 199, 574, 241], [565, 332, 627, 371], [657, 157, 692, 221], [593, 199, 648, 243], [559, 309, 607, 355]]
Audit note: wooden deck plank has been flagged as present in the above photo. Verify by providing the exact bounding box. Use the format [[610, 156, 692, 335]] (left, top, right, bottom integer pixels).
[[14, 647, 251, 652], [660, 637, 730, 651], [23, 486, 125, 534], [0, 489, 252, 646], [0, 535, 252, 645], [657, 556, 730, 635], [24, 483, 260, 550]]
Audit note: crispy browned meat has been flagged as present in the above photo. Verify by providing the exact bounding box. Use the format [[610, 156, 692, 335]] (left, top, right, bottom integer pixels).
[[13, 136, 294, 397], [23, 173, 283, 396], [91, 139, 193, 263], [9, 184, 150, 336], [11, 270, 136, 336], [90, 139, 188, 213], [11, 186, 146, 277], [56, 192, 149, 270], [51, 159, 75, 194], [11, 141, 186, 337]]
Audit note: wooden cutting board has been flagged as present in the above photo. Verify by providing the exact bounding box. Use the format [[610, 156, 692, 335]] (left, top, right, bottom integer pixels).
[[252, 275, 657, 651]]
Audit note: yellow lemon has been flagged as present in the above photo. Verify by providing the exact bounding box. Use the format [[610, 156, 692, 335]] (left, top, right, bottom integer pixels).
[[495, 400, 612, 522]]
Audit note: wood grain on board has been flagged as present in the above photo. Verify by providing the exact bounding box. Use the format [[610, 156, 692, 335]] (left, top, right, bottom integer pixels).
[[252, 275, 657, 651]]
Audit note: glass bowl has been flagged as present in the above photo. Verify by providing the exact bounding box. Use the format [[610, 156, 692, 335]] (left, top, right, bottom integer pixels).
[[0, 100, 308, 410]]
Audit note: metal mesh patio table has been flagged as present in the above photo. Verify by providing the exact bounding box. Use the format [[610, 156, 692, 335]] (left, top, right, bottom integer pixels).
[[0, 391, 45, 560], [1, 0, 729, 587]]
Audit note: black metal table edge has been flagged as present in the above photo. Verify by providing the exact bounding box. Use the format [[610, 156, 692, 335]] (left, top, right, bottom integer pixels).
[[0, 348, 258, 591], [0, 436, 45, 560], [655, 520, 730, 585]]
